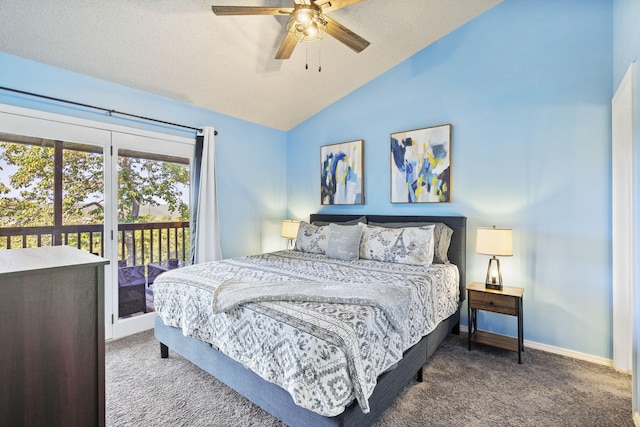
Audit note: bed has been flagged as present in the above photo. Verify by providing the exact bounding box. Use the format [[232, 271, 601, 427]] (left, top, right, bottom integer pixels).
[[154, 214, 466, 426]]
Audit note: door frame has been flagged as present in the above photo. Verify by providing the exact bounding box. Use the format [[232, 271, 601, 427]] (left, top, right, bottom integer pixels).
[[612, 62, 635, 373], [110, 131, 193, 339]]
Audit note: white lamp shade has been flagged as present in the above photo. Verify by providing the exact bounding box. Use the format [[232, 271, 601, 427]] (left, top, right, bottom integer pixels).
[[281, 220, 301, 239], [476, 227, 513, 256]]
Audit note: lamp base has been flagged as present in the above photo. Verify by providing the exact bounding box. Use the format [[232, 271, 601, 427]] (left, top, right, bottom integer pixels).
[[485, 282, 503, 291], [485, 256, 503, 290]]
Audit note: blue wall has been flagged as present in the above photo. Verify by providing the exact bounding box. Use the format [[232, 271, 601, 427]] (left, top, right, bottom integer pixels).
[[613, 0, 640, 416], [288, 0, 613, 359], [0, 0, 622, 361], [0, 52, 288, 259]]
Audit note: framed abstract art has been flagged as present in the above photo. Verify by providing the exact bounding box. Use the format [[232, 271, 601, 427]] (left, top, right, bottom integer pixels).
[[390, 124, 451, 203], [320, 140, 364, 205]]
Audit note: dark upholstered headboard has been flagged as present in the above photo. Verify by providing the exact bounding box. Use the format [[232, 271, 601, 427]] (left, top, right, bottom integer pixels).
[[308, 214, 467, 303]]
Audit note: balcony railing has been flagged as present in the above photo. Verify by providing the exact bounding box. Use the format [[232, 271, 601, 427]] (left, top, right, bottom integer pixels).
[[0, 221, 190, 265], [1, 221, 190, 317]]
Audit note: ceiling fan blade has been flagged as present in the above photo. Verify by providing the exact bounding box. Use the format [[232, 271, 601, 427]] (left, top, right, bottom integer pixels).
[[275, 32, 299, 59], [315, 0, 366, 13], [324, 16, 370, 53], [211, 6, 294, 16]]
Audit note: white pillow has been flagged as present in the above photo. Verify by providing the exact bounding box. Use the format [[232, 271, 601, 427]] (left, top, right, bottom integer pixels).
[[368, 221, 453, 264], [359, 224, 435, 266]]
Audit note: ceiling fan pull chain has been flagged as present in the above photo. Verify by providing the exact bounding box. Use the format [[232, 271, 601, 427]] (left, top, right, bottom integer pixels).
[[305, 47, 309, 70], [318, 49, 322, 72]]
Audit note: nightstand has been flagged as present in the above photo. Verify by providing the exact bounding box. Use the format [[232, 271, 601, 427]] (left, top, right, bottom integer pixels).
[[467, 281, 525, 363]]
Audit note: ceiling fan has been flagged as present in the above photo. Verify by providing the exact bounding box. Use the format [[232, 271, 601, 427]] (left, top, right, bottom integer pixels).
[[211, 0, 370, 59]]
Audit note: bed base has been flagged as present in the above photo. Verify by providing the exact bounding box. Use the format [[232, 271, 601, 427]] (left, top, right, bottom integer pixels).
[[155, 309, 460, 427]]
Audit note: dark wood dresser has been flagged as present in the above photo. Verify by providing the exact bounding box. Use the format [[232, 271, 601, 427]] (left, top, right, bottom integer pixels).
[[0, 246, 109, 426]]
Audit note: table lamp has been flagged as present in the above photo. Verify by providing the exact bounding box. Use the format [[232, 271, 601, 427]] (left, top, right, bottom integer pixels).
[[475, 226, 513, 290], [281, 220, 301, 249]]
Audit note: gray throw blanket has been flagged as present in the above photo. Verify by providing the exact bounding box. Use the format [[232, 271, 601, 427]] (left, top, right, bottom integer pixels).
[[210, 278, 413, 413], [211, 279, 411, 333], [212, 279, 411, 414]]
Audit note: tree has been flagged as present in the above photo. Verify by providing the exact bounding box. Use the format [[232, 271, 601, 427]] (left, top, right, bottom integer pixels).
[[0, 143, 105, 226], [0, 140, 190, 260], [0, 141, 189, 224], [118, 155, 189, 224]]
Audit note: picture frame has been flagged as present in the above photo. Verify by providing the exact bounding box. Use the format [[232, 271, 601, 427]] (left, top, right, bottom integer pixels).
[[390, 124, 452, 203], [320, 140, 364, 205]]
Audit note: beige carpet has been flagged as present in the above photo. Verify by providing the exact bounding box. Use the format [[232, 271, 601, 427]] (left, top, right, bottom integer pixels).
[[106, 330, 632, 426]]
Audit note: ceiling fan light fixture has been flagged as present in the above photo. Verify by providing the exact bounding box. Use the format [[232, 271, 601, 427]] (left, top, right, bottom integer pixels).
[[212, 1, 370, 60], [286, 5, 327, 42]]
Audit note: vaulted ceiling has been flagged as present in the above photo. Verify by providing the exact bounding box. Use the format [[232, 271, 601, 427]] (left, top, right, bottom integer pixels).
[[0, 0, 501, 130]]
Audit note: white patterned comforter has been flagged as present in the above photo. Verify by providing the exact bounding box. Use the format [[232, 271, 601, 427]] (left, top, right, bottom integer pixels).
[[153, 250, 459, 417]]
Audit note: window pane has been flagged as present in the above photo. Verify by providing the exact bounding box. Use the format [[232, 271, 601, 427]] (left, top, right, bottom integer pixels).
[[63, 145, 104, 225], [0, 135, 54, 228], [0, 133, 104, 255], [116, 149, 190, 319]]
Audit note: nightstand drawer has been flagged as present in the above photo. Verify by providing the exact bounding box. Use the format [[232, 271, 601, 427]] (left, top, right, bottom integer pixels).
[[469, 290, 518, 315]]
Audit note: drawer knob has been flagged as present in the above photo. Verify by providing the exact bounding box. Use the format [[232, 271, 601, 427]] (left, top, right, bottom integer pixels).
[[489, 301, 494, 305]]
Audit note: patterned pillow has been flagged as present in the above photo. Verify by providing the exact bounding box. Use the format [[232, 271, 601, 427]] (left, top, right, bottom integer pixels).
[[294, 221, 329, 254], [359, 224, 435, 266], [325, 223, 364, 261], [368, 221, 453, 264]]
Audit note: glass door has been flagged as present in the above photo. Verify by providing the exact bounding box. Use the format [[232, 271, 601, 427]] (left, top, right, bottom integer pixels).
[[110, 132, 192, 338], [0, 108, 113, 336], [0, 106, 194, 340]]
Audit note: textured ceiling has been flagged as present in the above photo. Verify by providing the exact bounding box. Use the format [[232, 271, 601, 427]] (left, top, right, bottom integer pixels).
[[0, 0, 500, 130]]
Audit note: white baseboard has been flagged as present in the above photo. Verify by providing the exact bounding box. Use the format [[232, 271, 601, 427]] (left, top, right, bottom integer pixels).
[[459, 325, 614, 368], [634, 411, 640, 426]]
